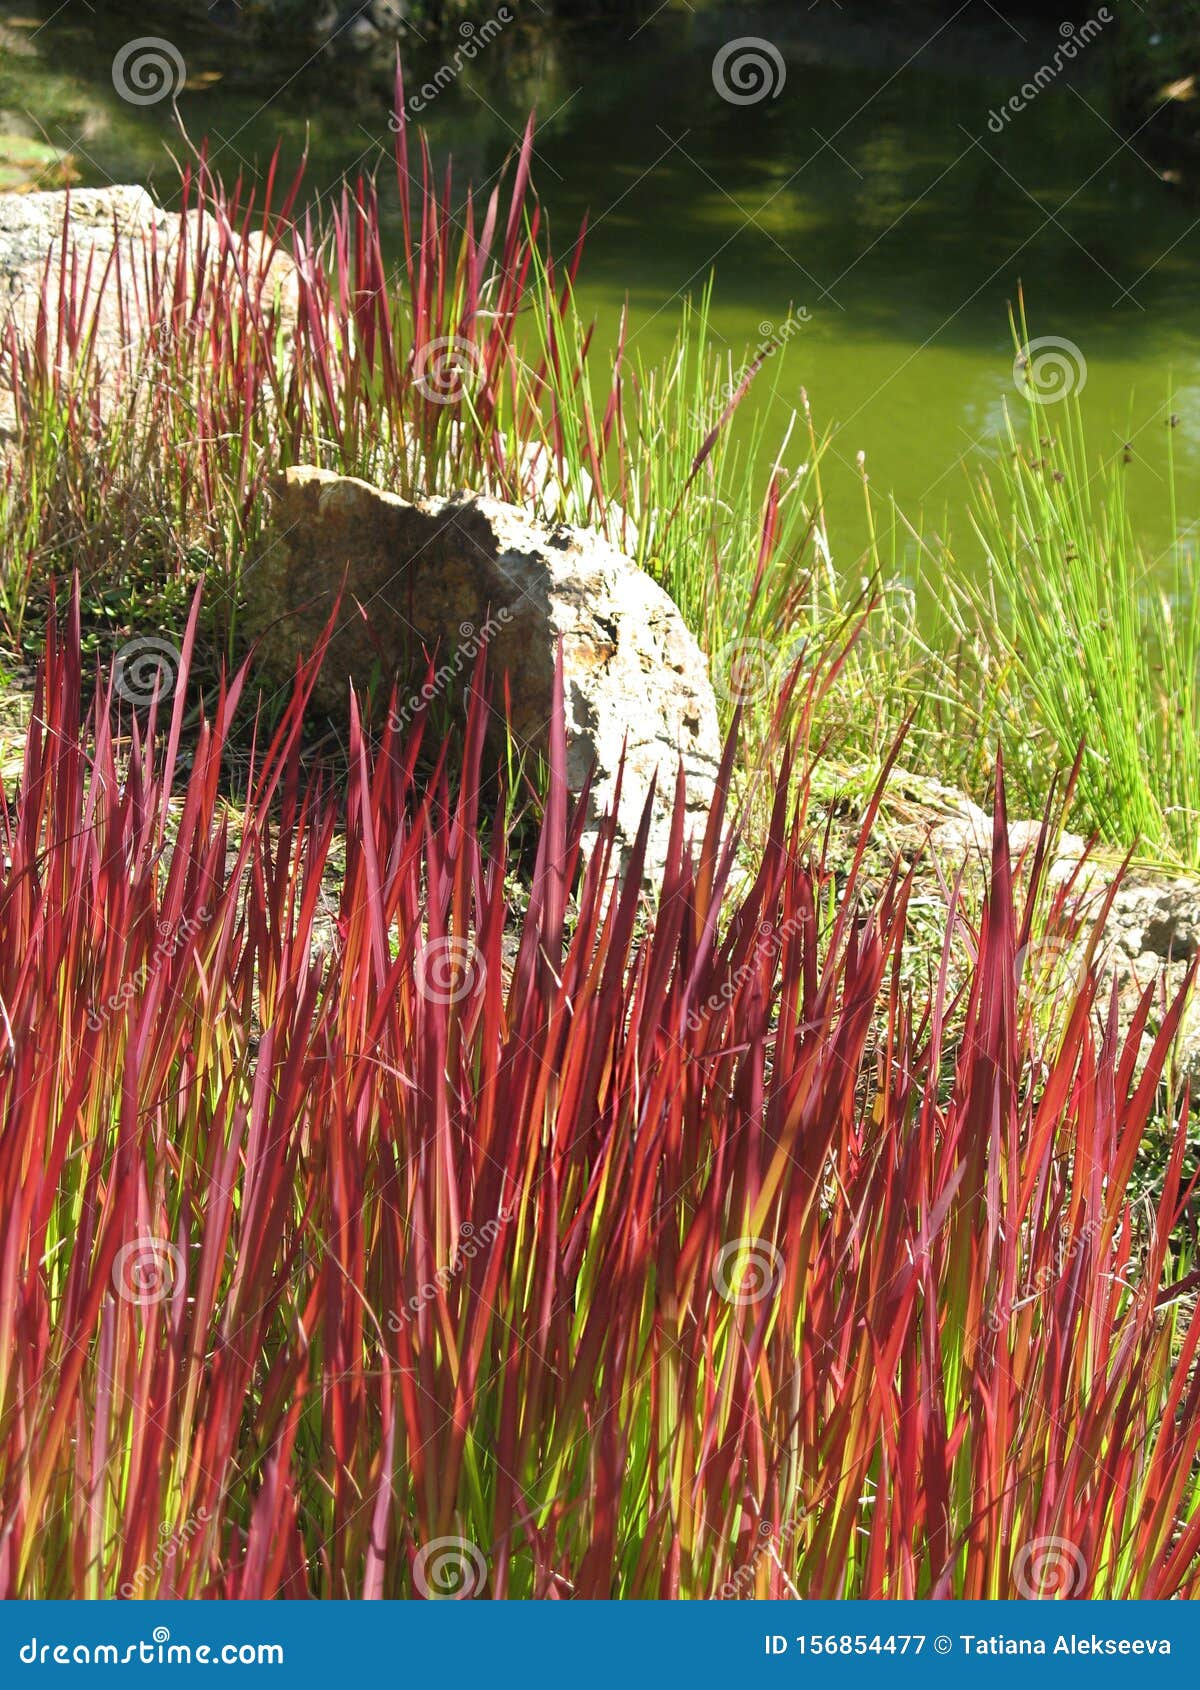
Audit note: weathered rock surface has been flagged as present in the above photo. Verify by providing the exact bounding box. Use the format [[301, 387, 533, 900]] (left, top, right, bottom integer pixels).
[[924, 792, 1088, 876], [1107, 882, 1200, 965], [245, 466, 722, 877], [1, 188, 163, 436], [1102, 880, 1200, 1078], [0, 185, 296, 446], [877, 768, 1200, 1082], [0, 185, 160, 274]]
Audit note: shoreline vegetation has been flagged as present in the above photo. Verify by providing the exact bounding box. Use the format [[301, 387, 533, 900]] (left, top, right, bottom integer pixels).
[[86, 0, 1200, 132], [3, 107, 1199, 873], [2, 28, 1200, 1602]]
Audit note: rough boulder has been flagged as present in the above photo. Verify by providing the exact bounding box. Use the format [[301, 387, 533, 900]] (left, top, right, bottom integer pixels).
[[244, 466, 722, 880]]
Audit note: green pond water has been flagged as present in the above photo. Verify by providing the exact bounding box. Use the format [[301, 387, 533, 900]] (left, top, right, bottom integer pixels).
[[4, 0, 1200, 595]]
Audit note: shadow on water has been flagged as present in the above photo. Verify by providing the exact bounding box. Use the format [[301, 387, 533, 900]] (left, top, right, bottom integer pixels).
[[2, 0, 1199, 582]]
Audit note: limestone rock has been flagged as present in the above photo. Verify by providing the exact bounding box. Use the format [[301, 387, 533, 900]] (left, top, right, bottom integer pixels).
[[927, 800, 1086, 879], [1107, 881, 1200, 963], [0, 186, 297, 446], [0, 188, 163, 426], [244, 466, 721, 879], [1063, 876, 1200, 1085]]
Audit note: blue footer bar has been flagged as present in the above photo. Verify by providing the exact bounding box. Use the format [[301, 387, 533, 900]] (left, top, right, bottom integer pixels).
[[1, 1603, 1196, 1684]]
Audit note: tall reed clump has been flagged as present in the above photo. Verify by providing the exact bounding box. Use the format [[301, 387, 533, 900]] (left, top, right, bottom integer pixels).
[[960, 305, 1200, 867], [520, 270, 829, 693], [2, 595, 1198, 1599]]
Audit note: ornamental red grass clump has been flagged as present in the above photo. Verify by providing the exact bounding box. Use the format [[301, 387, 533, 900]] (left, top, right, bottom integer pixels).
[[0, 598, 1198, 1599], [0, 75, 625, 634]]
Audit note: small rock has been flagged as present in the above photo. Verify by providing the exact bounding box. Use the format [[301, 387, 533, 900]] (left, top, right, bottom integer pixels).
[[928, 804, 1086, 877], [926, 801, 991, 856]]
